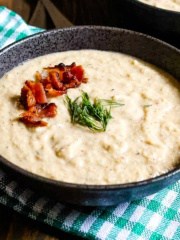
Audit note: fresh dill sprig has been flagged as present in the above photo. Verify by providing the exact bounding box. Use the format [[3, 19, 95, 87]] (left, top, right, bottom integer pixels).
[[65, 92, 123, 132], [99, 99, 125, 107]]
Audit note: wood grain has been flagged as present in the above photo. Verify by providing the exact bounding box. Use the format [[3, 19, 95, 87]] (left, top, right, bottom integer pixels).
[[0, 0, 13, 9]]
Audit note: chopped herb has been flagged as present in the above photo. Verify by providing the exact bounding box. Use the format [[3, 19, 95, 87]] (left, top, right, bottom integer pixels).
[[99, 99, 124, 107], [65, 92, 123, 132], [143, 104, 152, 108]]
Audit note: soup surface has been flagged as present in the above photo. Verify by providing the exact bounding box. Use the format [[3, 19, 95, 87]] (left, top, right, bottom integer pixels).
[[139, 0, 180, 11], [0, 50, 179, 184]]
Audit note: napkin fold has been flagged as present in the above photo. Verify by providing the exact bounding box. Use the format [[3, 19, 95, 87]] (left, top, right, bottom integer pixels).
[[0, 6, 179, 240]]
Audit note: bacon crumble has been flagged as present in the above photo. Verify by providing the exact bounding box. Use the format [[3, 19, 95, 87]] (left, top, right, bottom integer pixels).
[[19, 62, 87, 127]]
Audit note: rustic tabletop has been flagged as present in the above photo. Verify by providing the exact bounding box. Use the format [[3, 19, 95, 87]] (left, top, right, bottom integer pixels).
[[0, 204, 82, 239], [0, 1, 179, 239]]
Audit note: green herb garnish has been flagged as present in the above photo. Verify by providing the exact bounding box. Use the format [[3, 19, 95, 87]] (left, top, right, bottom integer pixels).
[[143, 104, 152, 108], [99, 99, 125, 107], [65, 92, 123, 132]]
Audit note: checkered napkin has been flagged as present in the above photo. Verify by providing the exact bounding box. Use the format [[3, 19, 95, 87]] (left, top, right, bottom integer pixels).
[[0, 6, 179, 240]]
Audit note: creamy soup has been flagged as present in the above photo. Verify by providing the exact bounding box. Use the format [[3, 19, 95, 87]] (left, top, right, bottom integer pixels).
[[0, 50, 179, 184], [138, 0, 180, 11]]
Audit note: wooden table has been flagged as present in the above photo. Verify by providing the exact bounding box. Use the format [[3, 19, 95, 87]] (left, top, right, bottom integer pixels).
[[0, 204, 82, 239], [0, 1, 179, 238]]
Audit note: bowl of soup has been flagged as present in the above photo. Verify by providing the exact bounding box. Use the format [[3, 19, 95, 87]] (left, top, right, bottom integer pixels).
[[0, 26, 179, 206], [124, 0, 180, 36]]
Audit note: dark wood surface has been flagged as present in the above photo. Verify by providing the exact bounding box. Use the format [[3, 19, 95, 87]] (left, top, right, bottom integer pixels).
[[0, 0, 179, 239], [0, 204, 83, 239]]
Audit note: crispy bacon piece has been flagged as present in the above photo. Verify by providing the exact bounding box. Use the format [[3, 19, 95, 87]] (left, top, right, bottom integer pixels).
[[36, 103, 57, 118], [25, 81, 47, 104], [21, 103, 57, 119], [45, 62, 75, 71], [19, 115, 47, 127], [20, 84, 36, 109], [49, 71, 63, 90], [64, 79, 81, 89], [40, 77, 51, 88], [20, 103, 57, 127], [19, 62, 87, 127], [35, 71, 42, 82], [71, 65, 84, 81], [62, 71, 74, 84], [43, 63, 87, 92], [45, 83, 67, 97], [82, 77, 88, 83]]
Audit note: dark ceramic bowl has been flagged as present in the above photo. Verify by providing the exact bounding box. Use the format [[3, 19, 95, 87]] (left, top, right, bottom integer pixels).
[[124, 0, 180, 35], [0, 26, 179, 206]]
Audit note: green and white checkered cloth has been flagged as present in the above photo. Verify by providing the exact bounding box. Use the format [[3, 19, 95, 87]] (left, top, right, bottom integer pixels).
[[0, 6, 179, 240]]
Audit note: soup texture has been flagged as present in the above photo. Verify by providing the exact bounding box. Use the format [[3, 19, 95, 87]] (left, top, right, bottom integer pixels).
[[0, 50, 179, 184], [138, 0, 180, 11]]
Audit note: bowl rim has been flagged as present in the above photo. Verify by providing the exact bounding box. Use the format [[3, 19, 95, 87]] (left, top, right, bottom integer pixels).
[[0, 153, 179, 190], [126, 0, 180, 15], [0, 26, 179, 55], [0, 26, 179, 190]]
